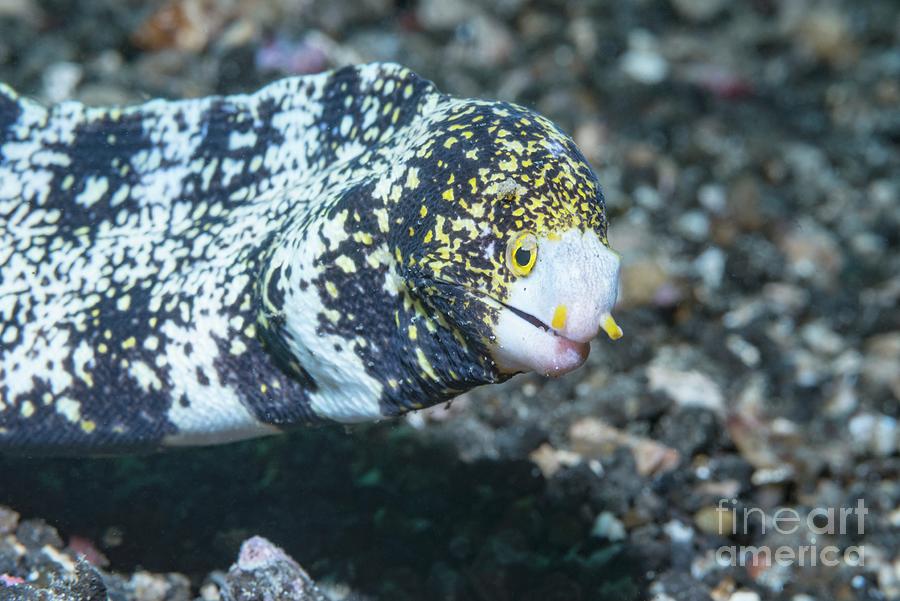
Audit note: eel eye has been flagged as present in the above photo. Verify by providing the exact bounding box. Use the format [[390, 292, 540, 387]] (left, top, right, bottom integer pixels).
[[507, 232, 538, 276]]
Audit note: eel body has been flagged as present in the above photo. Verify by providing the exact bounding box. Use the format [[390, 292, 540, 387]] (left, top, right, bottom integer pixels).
[[0, 63, 621, 453]]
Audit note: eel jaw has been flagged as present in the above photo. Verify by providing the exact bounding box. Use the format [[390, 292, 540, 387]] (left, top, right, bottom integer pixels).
[[490, 301, 592, 377]]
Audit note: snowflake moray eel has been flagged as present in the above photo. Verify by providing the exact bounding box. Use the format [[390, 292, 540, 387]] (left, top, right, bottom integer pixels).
[[0, 63, 622, 454]]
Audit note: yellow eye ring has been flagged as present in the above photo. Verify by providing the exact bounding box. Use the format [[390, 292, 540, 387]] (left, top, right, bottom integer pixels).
[[507, 232, 538, 276]]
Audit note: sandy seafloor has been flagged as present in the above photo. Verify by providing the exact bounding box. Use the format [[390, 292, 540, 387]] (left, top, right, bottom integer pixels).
[[0, 0, 898, 600]]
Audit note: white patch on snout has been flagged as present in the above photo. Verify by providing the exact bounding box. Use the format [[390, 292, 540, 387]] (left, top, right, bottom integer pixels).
[[488, 229, 621, 375], [512, 229, 620, 343]]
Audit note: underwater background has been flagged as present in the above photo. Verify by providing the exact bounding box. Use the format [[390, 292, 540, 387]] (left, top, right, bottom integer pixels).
[[1, 0, 898, 600]]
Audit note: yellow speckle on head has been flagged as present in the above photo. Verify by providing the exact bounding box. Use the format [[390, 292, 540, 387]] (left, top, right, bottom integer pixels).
[[260, 383, 268, 394], [117, 294, 131, 311], [81, 420, 96, 434], [420, 205, 427, 218], [468, 177, 478, 193], [122, 336, 136, 350], [551, 305, 568, 330], [326, 281, 339, 298], [499, 156, 518, 172], [149, 317, 158, 327], [409, 325, 418, 340], [104, 329, 112, 340], [416, 348, 438, 380], [353, 231, 374, 245], [245, 324, 256, 338], [444, 136, 458, 149], [97, 343, 108, 354], [335, 255, 356, 273], [442, 189, 454, 201]]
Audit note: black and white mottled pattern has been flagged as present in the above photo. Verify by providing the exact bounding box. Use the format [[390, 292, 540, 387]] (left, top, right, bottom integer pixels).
[[0, 63, 617, 453]]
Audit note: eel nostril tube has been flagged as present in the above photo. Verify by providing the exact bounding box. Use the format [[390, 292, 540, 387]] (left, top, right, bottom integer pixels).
[[600, 314, 623, 340]]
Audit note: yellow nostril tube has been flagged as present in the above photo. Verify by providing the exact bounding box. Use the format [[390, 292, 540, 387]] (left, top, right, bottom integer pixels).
[[551, 305, 568, 330], [600, 314, 623, 340]]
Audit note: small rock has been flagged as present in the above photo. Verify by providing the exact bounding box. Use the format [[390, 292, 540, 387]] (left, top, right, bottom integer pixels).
[[0, 0, 42, 21], [694, 247, 726, 289], [725, 335, 760, 367], [727, 176, 764, 231], [67, 536, 109, 568], [569, 417, 680, 477], [698, 183, 727, 214], [694, 506, 732, 536], [663, 520, 694, 544], [418, 0, 476, 30], [573, 119, 609, 167], [592, 511, 627, 541], [128, 570, 191, 601], [779, 219, 844, 288], [669, 0, 727, 22], [42, 61, 82, 103], [227, 536, 331, 601], [762, 283, 809, 317], [0, 506, 19, 535], [879, 557, 900, 601], [16, 519, 63, 551], [620, 258, 672, 308], [794, 9, 859, 68], [676, 210, 710, 242], [848, 412, 898, 457], [729, 592, 761, 601], [726, 414, 782, 470], [620, 31, 668, 84], [657, 406, 721, 457], [862, 333, 900, 400], [800, 321, 844, 356], [0, 574, 25, 586], [132, 0, 234, 52], [529, 442, 581, 478], [647, 363, 724, 414]]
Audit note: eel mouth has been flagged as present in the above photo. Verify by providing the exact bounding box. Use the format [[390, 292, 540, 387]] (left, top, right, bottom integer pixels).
[[471, 291, 591, 376], [422, 278, 590, 376], [495, 298, 574, 340]]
